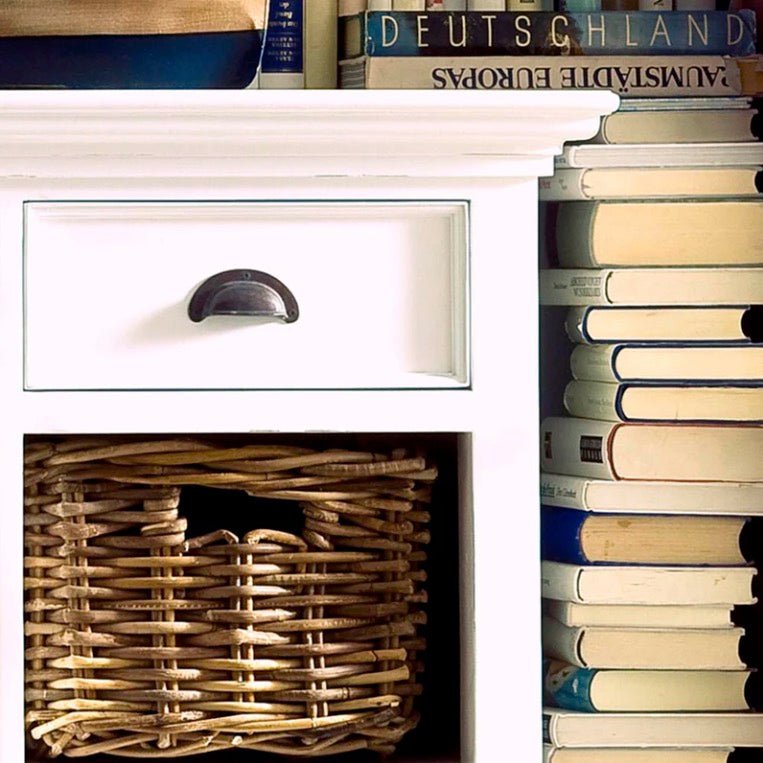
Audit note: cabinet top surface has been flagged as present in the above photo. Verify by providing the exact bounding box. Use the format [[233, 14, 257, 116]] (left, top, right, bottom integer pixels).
[[0, 89, 619, 179]]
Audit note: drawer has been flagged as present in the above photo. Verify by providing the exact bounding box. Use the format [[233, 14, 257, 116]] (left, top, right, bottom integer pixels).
[[24, 201, 469, 390]]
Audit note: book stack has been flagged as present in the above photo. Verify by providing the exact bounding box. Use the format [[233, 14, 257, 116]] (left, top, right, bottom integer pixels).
[[538, 100, 763, 761], [338, 4, 758, 94]]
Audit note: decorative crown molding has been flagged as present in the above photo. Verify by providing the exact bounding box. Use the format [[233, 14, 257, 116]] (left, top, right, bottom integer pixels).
[[0, 90, 618, 179]]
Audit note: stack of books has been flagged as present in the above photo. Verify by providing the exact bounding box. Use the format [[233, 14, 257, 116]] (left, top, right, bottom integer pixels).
[[338, 3, 758, 93], [538, 99, 763, 761]]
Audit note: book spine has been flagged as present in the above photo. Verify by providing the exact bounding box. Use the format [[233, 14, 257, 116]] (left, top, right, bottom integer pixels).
[[259, 0, 305, 89], [394, 0, 427, 7], [543, 660, 597, 711], [359, 55, 743, 95], [540, 473, 593, 509], [468, 1, 506, 8], [304, 1, 338, 88], [541, 505, 590, 564], [640, 0, 673, 10], [677, 0, 717, 7], [558, 0, 603, 10], [541, 416, 618, 480], [556, 202, 598, 268], [570, 344, 620, 382], [539, 169, 592, 201], [543, 616, 586, 665], [565, 306, 593, 344], [508, 0, 555, 10], [563, 380, 621, 421], [352, 11, 756, 56], [540, 268, 614, 306], [369, 1, 394, 9]]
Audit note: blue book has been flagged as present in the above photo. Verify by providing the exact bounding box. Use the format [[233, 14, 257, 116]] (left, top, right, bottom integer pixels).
[[540, 505, 752, 566], [260, 0, 304, 87], [340, 10, 757, 58], [543, 659, 756, 712]]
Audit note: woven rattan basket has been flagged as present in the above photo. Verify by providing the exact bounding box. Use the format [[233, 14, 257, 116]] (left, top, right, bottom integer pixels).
[[24, 437, 435, 758]]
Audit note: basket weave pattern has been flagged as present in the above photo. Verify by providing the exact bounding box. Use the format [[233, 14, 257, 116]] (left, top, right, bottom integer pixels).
[[24, 438, 435, 758]]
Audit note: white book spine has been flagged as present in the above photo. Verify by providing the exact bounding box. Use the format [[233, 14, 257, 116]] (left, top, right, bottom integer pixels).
[[393, 0, 427, 7], [540, 269, 612, 306], [542, 616, 584, 665], [570, 345, 619, 383], [539, 169, 591, 201], [541, 473, 593, 509], [564, 380, 620, 422], [541, 416, 618, 480], [467, 0, 506, 8], [368, 0, 394, 9]]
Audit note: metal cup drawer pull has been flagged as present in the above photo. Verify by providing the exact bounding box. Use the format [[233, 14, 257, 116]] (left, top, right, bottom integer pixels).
[[188, 269, 299, 323]]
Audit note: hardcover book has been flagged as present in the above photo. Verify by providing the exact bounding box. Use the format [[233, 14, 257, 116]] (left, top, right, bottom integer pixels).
[[544, 599, 736, 628], [554, 198, 763, 266], [340, 10, 757, 57], [543, 660, 756, 712], [540, 472, 763, 513], [555, 140, 763, 168], [544, 709, 763, 747], [543, 746, 738, 763], [542, 616, 747, 669], [539, 267, 763, 306], [541, 560, 757, 604], [565, 305, 759, 344], [569, 344, 763, 383], [540, 416, 763, 482], [340, 54, 744, 96], [539, 165, 762, 200], [562, 380, 763, 423], [540, 504, 752, 565]]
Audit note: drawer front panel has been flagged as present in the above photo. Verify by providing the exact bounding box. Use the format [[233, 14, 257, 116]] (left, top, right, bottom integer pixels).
[[24, 201, 469, 390]]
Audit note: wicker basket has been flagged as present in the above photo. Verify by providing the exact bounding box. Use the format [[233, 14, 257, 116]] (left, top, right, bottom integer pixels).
[[24, 437, 435, 758]]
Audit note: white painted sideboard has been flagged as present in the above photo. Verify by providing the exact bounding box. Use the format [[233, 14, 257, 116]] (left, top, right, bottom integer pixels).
[[0, 90, 618, 762]]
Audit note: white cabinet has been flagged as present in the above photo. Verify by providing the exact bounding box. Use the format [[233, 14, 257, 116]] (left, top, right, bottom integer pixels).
[[0, 90, 617, 762]]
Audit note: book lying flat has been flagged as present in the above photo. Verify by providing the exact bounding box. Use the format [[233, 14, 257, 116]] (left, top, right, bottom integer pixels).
[[544, 709, 763, 748], [570, 344, 763, 383], [544, 661, 756, 712], [555, 141, 763, 169], [541, 505, 751, 565], [563, 380, 763, 423], [543, 745, 737, 763], [588, 106, 757, 144], [540, 268, 763, 307], [555, 199, 763, 267], [544, 599, 735, 629], [540, 473, 763, 514], [340, 55, 743, 96], [566, 305, 759, 344], [539, 165, 762, 200], [542, 616, 747, 670], [541, 560, 757, 605], [541, 417, 763, 482]]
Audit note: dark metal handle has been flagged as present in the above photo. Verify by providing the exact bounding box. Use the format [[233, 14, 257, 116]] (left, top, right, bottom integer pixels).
[[188, 269, 299, 324]]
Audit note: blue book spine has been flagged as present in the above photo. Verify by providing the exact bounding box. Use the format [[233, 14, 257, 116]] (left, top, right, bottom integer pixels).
[[541, 505, 590, 564], [558, 0, 603, 10], [353, 10, 756, 56], [544, 659, 597, 712], [0, 32, 264, 89], [262, 0, 304, 75]]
